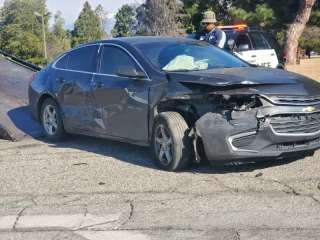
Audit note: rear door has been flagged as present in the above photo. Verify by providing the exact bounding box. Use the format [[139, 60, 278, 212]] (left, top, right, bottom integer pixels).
[[52, 45, 99, 132], [249, 32, 278, 68], [90, 45, 150, 142]]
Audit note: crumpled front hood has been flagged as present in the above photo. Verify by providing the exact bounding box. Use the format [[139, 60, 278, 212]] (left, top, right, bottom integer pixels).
[[167, 67, 320, 96]]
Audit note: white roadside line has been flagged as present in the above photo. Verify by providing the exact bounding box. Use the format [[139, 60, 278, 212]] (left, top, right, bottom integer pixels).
[[0, 213, 121, 230], [0, 216, 16, 230], [75, 230, 151, 240], [0, 213, 151, 240]]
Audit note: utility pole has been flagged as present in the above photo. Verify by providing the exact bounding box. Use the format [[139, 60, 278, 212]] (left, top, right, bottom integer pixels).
[[35, 12, 50, 66]]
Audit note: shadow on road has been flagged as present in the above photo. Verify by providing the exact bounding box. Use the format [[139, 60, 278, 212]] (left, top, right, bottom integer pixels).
[[41, 133, 308, 174], [7, 106, 43, 139]]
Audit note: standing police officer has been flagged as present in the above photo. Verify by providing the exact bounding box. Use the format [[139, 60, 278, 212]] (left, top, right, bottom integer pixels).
[[195, 11, 226, 48]]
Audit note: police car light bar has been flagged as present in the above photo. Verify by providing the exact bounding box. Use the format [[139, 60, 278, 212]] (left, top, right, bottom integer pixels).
[[218, 24, 249, 30]]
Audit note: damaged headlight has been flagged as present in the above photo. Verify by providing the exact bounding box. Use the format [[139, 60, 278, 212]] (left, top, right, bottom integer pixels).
[[208, 95, 262, 112]]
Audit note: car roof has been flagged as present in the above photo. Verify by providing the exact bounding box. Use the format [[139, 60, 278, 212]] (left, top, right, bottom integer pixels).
[[81, 36, 196, 47]]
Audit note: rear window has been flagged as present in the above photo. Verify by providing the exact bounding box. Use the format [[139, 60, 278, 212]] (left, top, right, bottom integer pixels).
[[67, 45, 99, 72], [55, 54, 68, 69]]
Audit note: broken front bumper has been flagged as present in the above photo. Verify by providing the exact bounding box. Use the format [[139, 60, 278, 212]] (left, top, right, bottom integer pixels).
[[196, 105, 320, 164]]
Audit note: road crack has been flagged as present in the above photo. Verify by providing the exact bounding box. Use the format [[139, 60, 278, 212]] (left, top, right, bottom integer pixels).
[[213, 177, 242, 193], [31, 198, 38, 206], [13, 207, 28, 230], [258, 178, 300, 195], [308, 194, 319, 204], [78, 206, 88, 228], [115, 200, 134, 229], [236, 230, 241, 240]]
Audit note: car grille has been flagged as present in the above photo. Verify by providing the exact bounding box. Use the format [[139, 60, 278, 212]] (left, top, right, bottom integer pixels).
[[270, 113, 320, 134], [265, 95, 320, 105]]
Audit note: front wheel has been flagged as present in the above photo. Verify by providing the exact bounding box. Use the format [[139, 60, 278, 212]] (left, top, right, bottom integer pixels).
[[40, 98, 66, 142], [151, 112, 192, 171]]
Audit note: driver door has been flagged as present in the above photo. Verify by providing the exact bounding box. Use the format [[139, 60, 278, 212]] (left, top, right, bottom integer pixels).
[[90, 45, 150, 142], [233, 33, 256, 65]]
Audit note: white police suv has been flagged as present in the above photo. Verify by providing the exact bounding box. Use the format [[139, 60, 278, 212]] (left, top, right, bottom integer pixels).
[[188, 25, 286, 69]]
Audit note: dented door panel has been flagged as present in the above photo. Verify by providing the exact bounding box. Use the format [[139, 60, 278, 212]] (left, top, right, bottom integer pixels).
[[90, 74, 150, 141], [53, 69, 94, 132]]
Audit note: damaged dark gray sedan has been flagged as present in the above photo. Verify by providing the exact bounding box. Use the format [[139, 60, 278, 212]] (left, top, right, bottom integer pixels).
[[29, 37, 320, 171]]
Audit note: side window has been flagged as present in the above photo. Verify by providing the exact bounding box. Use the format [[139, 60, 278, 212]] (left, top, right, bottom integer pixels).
[[250, 33, 270, 50], [236, 34, 252, 50], [55, 54, 68, 69], [100, 46, 141, 75], [67, 45, 99, 72]]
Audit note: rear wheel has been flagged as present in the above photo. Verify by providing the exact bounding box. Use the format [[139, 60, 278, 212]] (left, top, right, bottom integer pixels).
[[151, 112, 192, 171], [40, 98, 66, 142]]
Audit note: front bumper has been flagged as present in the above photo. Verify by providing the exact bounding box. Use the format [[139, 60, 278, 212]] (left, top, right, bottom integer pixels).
[[196, 106, 320, 164]]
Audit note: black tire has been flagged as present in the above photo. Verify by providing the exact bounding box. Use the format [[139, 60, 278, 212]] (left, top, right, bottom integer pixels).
[[151, 112, 192, 171], [40, 98, 66, 142]]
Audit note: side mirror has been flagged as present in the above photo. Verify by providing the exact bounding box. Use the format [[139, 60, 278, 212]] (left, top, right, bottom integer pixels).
[[235, 44, 249, 52], [116, 66, 146, 78]]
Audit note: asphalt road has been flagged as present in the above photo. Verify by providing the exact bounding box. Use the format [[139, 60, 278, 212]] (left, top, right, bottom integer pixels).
[[0, 134, 319, 239]]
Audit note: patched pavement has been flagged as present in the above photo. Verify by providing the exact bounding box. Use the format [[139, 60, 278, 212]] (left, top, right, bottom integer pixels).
[[0, 136, 319, 239]]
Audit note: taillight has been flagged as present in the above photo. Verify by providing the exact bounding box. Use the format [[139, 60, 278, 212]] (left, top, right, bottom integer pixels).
[[29, 75, 35, 85], [283, 51, 287, 57]]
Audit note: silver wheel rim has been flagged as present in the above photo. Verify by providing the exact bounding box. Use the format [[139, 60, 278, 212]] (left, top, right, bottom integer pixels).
[[43, 105, 58, 136], [155, 124, 173, 166]]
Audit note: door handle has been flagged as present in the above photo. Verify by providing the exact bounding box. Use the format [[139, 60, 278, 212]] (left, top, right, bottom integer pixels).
[[251, 55, 257, 58], [271, 53, 275, 56], [93, 81, 104, 88], [56, 77, 65, 83]]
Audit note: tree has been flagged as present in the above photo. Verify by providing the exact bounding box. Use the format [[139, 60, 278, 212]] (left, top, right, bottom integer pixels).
[[49, 11, 71, 60], [283, 0, 317, 64], [52, 11, 65, 40], [95, 4, 108, 35], [0, 0, 49, 65], [223, 0, 319, 63], [226, 4, 275, 29], [140, 0, 186, 37], [182, 0, 220, 34], [112, 4, 135, 37], [134, 4, 150, 36], [72, 1, 103, 47]]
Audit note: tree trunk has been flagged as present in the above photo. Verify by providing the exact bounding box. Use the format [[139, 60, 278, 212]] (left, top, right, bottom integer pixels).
[[283, 0, 316, 65]]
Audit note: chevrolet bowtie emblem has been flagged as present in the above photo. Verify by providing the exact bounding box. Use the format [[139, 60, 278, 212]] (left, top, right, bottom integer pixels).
[[302, 106, 316, 112]]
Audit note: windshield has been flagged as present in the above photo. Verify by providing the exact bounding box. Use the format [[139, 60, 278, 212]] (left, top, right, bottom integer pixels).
[[134, 40, 249, 72]]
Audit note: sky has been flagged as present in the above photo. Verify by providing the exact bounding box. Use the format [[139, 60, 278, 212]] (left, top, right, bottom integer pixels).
[[0, 0, 141, 30]]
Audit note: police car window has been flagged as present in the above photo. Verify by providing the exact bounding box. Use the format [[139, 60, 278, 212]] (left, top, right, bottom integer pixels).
[[250, 33, 270, 50], [236, 34, 252, 49], [100, 46, 141, 75], [67, 45, 99, 72], [263, 34, 283, 54]]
